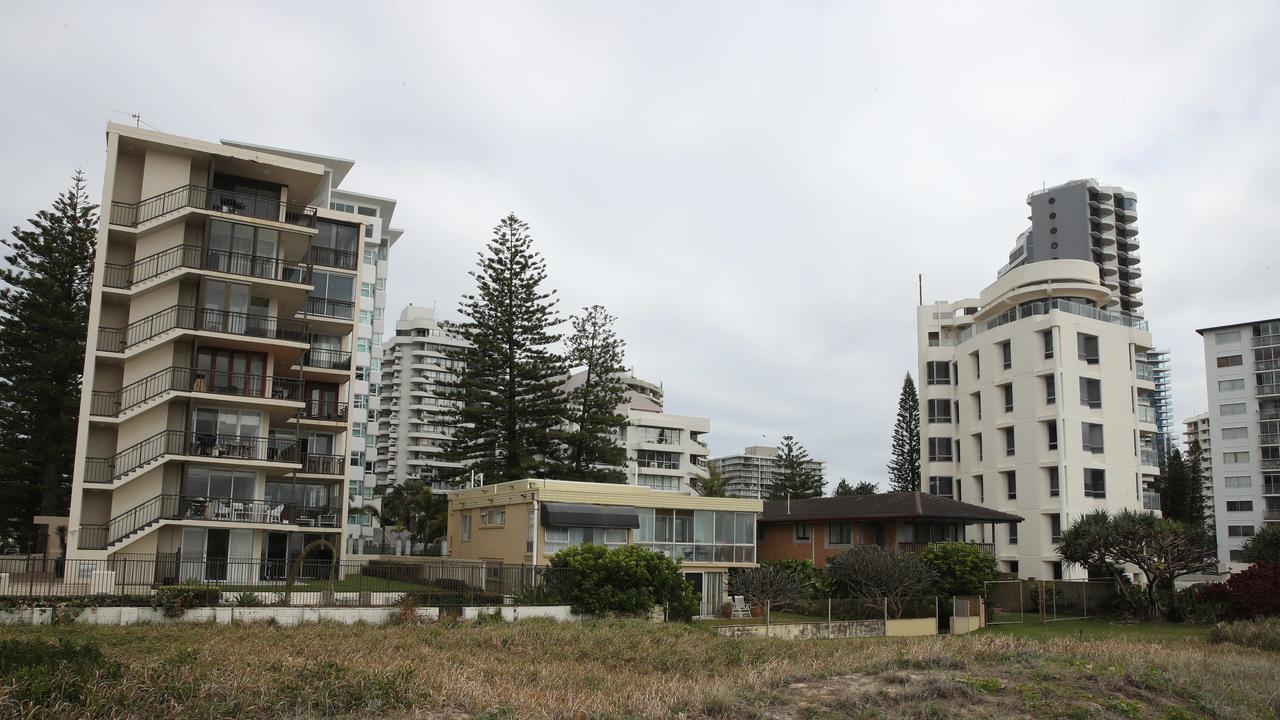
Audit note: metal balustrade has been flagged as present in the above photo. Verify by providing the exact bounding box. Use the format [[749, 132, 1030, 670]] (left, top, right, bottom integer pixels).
[[102, 244, 312, 290], [102, 430, 301, 483], [98, 305, 308, 353], [88, 367, 303, 418], [304, 245, 359, 271], [298, 400, 349, 422], [302, 348, 351, 370], [109, 184, 316, 229], [301, 453, 345, 475], [303, 296, 355, 320]]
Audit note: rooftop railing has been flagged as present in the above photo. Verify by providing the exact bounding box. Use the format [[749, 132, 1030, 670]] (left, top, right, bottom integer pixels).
[[957, 298, 1148, 345]]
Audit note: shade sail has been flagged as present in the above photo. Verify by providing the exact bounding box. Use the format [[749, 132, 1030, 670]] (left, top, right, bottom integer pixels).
[[540, 502, 640, 529]]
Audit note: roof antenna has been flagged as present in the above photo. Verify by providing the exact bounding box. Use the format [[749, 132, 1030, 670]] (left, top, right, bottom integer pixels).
[[131, 113, 142, 128], [918, 274, 923, 306]]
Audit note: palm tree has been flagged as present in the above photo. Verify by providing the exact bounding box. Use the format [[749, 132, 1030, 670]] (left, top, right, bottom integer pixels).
[[369, 478, 447, 553]]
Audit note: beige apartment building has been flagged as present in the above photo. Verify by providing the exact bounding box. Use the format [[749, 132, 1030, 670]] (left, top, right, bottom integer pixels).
[[446, 479, 762, 616], [917, 259, 1159, 580], [66, 122, 390, 583]]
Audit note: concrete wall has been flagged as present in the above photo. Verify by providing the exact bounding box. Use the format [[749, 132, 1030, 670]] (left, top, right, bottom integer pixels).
[[885, 617, 937, 637], [714, 619, 886, 639], [0, 605, 577, 626], [951, 616, 983, 635]]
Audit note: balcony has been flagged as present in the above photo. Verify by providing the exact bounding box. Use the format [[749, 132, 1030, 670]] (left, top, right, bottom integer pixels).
[[103, 244, 312, 291], [304, 245, 359, 271], [1136, 364, 1155, 381], [1253, 335, 1280, 348], [1262, 434, 1280, 447], [302, 348, 352, 371], [84, 430, 300, 484], [1267, 510, 1280, 522], [1143, 490, 1161, 511], [1140, 448, 1159, 467], [1138, 405, 1158, 424], [96, 305, 308, 353], [1263, 483, 1280, 495], [1258, 384, 1280, 398], [303, 296, 355, 321], [78, 494, 339, 551], [109, 185, 316, 229], [301, 453, 345, 476], [89, 367, 302, 418], [297, 400, 349, 422]]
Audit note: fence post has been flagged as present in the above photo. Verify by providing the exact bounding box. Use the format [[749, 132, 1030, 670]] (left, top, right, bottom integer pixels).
[[827, 596, 832, 637], [1083, 579, 1088, 619], [765, 599, 771, 626], [1039, 581, 1047, 624], [883, 596, 888, 624]]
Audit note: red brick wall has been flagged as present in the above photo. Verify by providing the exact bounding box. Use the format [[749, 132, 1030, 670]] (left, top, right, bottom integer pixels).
[[757, 521, 903, 568]]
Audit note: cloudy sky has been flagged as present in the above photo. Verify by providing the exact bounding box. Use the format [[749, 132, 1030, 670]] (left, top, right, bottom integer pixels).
[[2, 1, 1278, 490]]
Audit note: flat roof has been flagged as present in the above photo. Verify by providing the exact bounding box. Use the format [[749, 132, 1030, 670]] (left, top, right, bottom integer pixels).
[[449, 478, 762, 513], [1196, 318, 1280, 335], [759, 493, 1022, 524]]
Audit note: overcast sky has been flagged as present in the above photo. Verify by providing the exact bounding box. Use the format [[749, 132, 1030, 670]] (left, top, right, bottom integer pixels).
[[2, 1, 1278, 490]]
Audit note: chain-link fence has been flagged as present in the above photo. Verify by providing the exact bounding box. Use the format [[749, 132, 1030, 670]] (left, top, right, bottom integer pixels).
[[984, 579, 1025, 625], [984, 579, 1119, 624]]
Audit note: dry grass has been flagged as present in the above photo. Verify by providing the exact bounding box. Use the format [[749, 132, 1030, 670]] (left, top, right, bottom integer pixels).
[[1, 619, 1278, 719]]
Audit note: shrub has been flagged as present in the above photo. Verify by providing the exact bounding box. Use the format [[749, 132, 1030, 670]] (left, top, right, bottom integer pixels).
[[0, 638, 120, 706], [1210, 562, 1280, 620], [548, 543, 697, 620], [920, 542, 1000, 597], [1242, 525, 1280, 565], [827, 545, 936, 619], [759, 559, 835, 597], [153, 585, 222, 617], [0, 594, 153, 610], [233, 591, 263, 607], [728, 564, 812, 613], [1208, 618, 1280, 652]]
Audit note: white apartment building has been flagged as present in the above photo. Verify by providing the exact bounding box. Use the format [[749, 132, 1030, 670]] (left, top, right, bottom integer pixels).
[[917, 258, 1159, 580], [1183, 412, 1216, 523], [711, 445, 826, 499], [1195, 318, 1280, 571], [67, 122, 390, 579], [617, 374, 711, 493], [373, 305, 469, 494]]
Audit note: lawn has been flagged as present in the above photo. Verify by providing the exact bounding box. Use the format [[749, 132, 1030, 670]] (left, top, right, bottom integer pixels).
[[983, 617, 1211, 643], [2, 618, 1276, 719]]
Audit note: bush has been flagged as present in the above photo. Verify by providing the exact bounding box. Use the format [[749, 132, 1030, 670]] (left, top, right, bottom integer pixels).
[[153, 585, 222, 617], [0, 638, 120, 706], [0, 594, 153, 610], [1206, 562, 1280, 620], [233, 591, 263, 607], [548, 543, 697, 620], [920, 542, 1000, 598], [1242, 525, 1280, 565], [1208, 618, 1280, 652], [759, 559, 835, 597], [827, 545, 936, 619]]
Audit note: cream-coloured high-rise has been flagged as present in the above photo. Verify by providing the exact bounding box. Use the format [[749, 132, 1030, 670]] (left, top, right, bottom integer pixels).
[[918, 259, 1159, 580], [1183, 412, 1216, 527], [66, 123, 392, 579]]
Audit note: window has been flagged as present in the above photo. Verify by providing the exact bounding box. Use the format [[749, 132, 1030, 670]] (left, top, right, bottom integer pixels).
[[1005, 471, 1017, 500], [972, 392, 982, 421], [1225, 476, 1252, 488], [461, 514, 472, 541], [1050, 514, 1062, 542], [1221, 402, 1247, 416], [1216, 330, 1242, 344], [929, 476, 954, 498], [636, 449, 680, 469], [1226, 500, 1254, 512], [1004, 427, 1016, 456], [975, 475, 984, 502], [1077, 333, 1099, 364], [354, 394, 368, 410], [928, 437, 953, 462], [795, 523, 811, 541], [1008, 521, 1018, 545], [1045, 421, 1058, 451], [355, 366, 367, 381], [526, 509, 535, 553], [479, 509, 506, 527], [1222, 426, 1249, 440], [1002, 383, 1014, 413], [1001, 341, 1012, 370], [1042, 330, 1054, 359], [1048, 467, 1059, 497], [359, 310, 373, 325], [330, 201, 355, 213], [543, 526, 628, 556], [927, 399, 952, 423], [1217, 355, 1243, 368], [1079, 378, 1102, 408], [926, 361, 951, 385], [635, 426, 682, 444], [1228, 525, 1257, 538], [1084, 468, 1106, 498], [1082, 423, 1105, 454], [972, 351, 981, 379], [1230, 549, 1246, 563], [827, 522, 853, 545], [361, 282, 374, 298], [356, 338, 370, 353], [1219, 378, 1246, 392], [352, 423, 365, 438], [973, 433, 983, 462], [1009, 560, 1019, 574], [364, 248, 377, 265], [1044, 375, 1056, 405], [1224, 451, 1251, 464]]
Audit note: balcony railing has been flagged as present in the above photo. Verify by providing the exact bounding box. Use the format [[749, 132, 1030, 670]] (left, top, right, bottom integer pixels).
[[1136, 364, 1155, 381], [1263, 483, 1280, 495], [100, 429, 300, 483], [1264, 458, 1280, 471], [897, 542, 995, 555], [1143, 490, 1161, 510], [1258, 384, 1280, 398], [957, 297, 1148, 344], [298, 400, 349, 422], [1140, 449, 1159, 466], [304, 245, 359, 271], [89, 367, 302, 418], [1266, 510, 1280, 522], [1253, 335, 1280, 348], [1261, 434, 1280, 447], [88, 494, 315, 550], [301, 453, 345, 475], [303, 296, 355, 320], [302, 348, 352, 370], [109, 185, 316, 229], [103, 244, 312, 290], [1138, 405, 1158, 424], [296, 505, 342, 528], [97, 305, 308, 352], [78, 524, 108, 550]]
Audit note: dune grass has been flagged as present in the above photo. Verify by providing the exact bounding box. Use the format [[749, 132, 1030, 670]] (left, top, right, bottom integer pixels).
[[2, 618, 1278, 719]]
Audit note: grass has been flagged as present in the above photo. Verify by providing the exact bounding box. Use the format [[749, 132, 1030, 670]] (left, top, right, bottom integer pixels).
[[983, 618, 1212, 643], [697, 610, 827, 627], [2, 618, 1278, 719]]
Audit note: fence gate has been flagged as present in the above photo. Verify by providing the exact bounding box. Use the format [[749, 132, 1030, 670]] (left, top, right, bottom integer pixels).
[[983, 579, 1024, 625]]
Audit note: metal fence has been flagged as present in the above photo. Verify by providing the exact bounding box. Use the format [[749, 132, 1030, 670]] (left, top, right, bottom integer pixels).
[[984, 578, 1119, 624], [0, 555, 573, 608], [766, 595, 939, 625]]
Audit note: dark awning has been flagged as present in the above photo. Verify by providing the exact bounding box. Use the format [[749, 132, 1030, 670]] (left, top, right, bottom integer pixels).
[[540, 502, 640, 529]]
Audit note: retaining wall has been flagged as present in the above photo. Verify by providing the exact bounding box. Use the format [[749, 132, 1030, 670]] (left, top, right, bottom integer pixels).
[[0, 605, 576, 626], [885, 617, 936, 636], [714, 619, 886, 639]]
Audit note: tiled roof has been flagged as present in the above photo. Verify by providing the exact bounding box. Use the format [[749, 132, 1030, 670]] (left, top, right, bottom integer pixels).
[[759, 492, 1022, 524]]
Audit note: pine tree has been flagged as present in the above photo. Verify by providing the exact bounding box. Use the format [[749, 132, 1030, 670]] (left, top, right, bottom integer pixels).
[[560, 305, 629, 483], [1159, 448, 1192, 524], [1185, 439, 1208, 529], [770, 435, 823, 499], [447, 214, 568, 484], [0, 171, 97, 550], [833, 478, 854, 496], [887, 373, 921, 492]]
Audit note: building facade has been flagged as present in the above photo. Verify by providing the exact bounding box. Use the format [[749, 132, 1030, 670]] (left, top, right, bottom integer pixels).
[[755, 493, 1020, 568], [446, 479, 762, 616], [1183, 412, 1216, 528], [710, 445, 826, 499], [1194, 319, 1280, 571], [917, 259, 1158, 580], [67, 123, 389, 580], [1144, 349, 1175, 461]]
